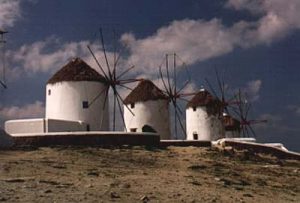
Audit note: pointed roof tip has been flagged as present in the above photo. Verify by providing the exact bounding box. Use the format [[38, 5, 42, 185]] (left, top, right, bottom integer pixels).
[[47, 57, 107, 84], [186, 89, 220, 108], [123, 79, 168, 104]]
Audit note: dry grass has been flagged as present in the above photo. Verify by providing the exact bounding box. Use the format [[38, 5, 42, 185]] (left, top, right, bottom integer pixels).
[[0, 146, 299, 202]]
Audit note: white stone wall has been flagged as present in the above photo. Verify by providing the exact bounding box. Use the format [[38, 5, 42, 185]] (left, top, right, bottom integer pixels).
[[186, 107, 224, 141], [46, 81, 109, 131], [5, 119, 45, 134], [124, 100, 171, 140], [5, 118, 88, 135]]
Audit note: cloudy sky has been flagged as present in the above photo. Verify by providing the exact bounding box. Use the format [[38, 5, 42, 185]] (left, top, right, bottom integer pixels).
[[0, 0, 299, 151]]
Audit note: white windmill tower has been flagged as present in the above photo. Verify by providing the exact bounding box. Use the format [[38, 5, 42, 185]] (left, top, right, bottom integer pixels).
[[186, 88, 224, 141], [123, 79, 171, 140], [46, 57, 109, 131]]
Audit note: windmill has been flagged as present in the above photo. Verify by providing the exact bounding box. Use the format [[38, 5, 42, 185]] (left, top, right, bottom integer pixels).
[[158, 53, 196, 139], [0, 29, 7, 89], [232, 89, 267, 137], [87, 28, 143, 131], [205, 69, 239, 117]]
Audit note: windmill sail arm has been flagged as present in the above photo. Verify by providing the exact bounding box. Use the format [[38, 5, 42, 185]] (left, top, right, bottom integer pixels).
[[0, 80, 7, 88]]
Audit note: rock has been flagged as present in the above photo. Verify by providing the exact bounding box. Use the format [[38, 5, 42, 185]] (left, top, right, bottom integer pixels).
[[44, 189, 52, 193], [110, 192, 120, 198], [140, 195, 150, 203], [234, 186, 244, 191], [0, 197, 8, 202], [87, 171, 99, 176], [188, 165, 207, 170], [214, 177, 221, 181], [122, 183, 131, 189], [243, 193, 254, 197], [190, 180, 201, 186]]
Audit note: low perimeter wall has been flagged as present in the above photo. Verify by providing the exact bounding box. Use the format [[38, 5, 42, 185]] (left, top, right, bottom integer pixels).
[[12, 132, 160, 147]]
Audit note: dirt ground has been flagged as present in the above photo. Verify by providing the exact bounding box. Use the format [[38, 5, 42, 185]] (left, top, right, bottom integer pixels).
[[0, 146, 299, 203]]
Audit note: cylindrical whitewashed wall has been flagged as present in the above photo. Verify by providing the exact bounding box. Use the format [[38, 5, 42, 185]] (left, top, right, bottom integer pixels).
[[186, 106, 224, 141], [46, 81, 109, 131], [124, 100, 171, 139]]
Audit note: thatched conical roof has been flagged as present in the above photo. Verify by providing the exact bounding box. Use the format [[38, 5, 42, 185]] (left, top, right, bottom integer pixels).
[[124, 80, 168, 104], [186, 89, 220, 108], [47, 58, 107, 84]]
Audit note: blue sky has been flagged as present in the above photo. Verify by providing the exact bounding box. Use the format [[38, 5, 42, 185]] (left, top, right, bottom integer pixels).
[[0, 0, 299, 151]]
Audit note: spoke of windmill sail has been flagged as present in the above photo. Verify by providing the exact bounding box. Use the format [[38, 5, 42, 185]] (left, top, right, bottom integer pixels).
[[173, 53, 177, 94], [172, 100, 184, 115], [113, 53, 121, 79], [102, 88, 110, 110], [99, 28, 113, 79], [113, 29, 117, 76], [176, 80, 190, 95], [178, 97, 190, 103], [215, 69, 224, 101], [88, 86, 108, 107], [115, 90, 135, 116], [0, 81, 6, 88], [174, 104, 187, 137], [118, 83, 133, 91], [113, 91, 117, 130], [119, 78, 143, 85], [87, 45, 109, 81], [176, 54, 191, 82], [245, 103, 251, 120], [116, 65, 135, 80], [248, 125, 257, 137], [205, 78, 219, 99], [115, 94, 127, 132], [159, 66, 171, 95], [165, 54, 173, 94]]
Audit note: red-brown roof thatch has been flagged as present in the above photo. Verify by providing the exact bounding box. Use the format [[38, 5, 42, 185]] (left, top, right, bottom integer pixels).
[[124, 80, 168, 104], [186, 89, 222, 115], [186, 89, 220, 108], [47, 58, 107, 84]]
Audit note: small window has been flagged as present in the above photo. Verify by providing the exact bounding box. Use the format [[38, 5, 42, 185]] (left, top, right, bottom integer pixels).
[[130, 128, 137, 132], [82, 101, 89, 109], [130, 103, 135, 109], [86, 124, 90, 131], [193, 107, 196, 111], [193, 132, 198, 140], [48, 89, 51, 95]]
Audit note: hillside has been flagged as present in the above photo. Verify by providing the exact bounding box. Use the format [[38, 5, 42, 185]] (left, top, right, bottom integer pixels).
[[0, 146, 299, 202]]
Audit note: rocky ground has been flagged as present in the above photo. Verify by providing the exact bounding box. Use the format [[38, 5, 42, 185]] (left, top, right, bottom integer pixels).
[[0, 146, 299, 203]]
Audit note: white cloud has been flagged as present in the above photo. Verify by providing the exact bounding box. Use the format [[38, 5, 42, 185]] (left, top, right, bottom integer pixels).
[[227, 0, 300, 44], [121, 19, 240, 73], [0, 0, 21, 28], [120, 0, 300, 71], [5, 0, 300, 87], [6, 38, 128, 80], [0, 101, 44, 119], [242, 80, 262, 102]]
